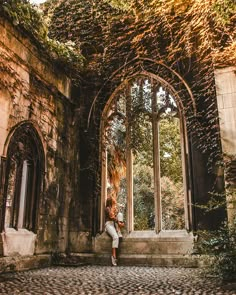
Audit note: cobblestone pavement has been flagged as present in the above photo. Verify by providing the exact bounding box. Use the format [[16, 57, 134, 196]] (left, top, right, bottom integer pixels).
[[0, 265, 235, 295]]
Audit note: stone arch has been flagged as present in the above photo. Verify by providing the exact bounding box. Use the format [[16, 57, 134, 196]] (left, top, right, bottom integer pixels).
[[99, 61, 194, 234], [1, 121, 45, 233], [88, 58, 196, 131], [3, 120, 46, 167]]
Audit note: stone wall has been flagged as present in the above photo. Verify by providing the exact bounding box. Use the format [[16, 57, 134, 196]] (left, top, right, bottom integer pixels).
[[215, 67, 236, 155], [215, 67, 236, 224], [0, 18, 75, 256], [0, 14, 234, 265]]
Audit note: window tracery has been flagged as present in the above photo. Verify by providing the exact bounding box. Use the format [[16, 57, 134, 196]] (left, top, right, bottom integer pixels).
[[3, 123, 44, 232], [101, 75, 191, 233]]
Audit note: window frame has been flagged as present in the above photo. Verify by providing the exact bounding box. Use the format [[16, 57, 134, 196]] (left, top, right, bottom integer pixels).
[[2, 123, 44, 233], [100, 74, 193, 234]]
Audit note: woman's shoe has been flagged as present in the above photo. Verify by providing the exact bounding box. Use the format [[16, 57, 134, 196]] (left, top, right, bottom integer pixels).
[[111, 255, 117, 266]]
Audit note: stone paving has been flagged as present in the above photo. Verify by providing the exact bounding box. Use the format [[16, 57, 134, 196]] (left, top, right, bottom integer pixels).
[[0, 265, 235, 295]]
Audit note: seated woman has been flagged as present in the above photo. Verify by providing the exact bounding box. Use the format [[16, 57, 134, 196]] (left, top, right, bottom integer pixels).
[[105, 192, 124, 266]]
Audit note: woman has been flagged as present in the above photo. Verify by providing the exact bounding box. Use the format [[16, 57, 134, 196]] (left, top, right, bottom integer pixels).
[[105, 194, 120, 266]]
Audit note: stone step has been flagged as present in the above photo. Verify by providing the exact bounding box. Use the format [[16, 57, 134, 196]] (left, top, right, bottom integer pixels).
[[60, 252, 202, 268], [62, 230, 202, 268], [94, 231, 195, 255], [0, 254, 51, 274]]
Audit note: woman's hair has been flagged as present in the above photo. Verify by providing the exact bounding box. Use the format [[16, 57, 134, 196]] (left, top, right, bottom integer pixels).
[[106, 196, 116, 207]]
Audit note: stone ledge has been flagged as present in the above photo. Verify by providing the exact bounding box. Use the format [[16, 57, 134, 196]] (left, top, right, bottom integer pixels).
[[59, 253, 205, 268], [95, 231, 194, 255], [0, 254, 51, 274]]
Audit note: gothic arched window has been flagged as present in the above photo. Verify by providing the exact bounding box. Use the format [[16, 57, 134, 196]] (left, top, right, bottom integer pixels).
[[3, 123, 44, 232], [100, 75, 192, 233]]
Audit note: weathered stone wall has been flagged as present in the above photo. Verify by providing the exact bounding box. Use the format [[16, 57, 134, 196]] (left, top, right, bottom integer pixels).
[[0, 14, 233, 263], [215, 67, 236, 224], [0, 18, 75, 256], [215, 67, 236, 155], [68, 83, 99, 253]]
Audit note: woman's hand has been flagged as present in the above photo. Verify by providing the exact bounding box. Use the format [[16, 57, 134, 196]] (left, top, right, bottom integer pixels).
[[118, 221, 125, 228]]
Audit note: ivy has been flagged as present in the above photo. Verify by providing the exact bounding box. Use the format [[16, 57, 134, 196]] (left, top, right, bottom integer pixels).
[[103, 0, 130, 11], [213, 0, 236, 25], [2, 0, 48, 37], [0, 0, 85, 80], [198, 219, 236, 281]]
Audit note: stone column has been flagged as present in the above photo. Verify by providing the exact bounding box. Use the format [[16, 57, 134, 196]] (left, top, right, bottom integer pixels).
[[215, 66, 236, 225]]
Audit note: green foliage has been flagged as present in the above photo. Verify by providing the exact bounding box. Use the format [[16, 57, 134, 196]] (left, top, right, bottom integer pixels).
[[133, 165, 154, 230], [104, 0, 130, 11], [194, 153, 236, 281], [44, 39, 84, 77], [1, 0, 84, 79], [133, 167, 185, 230], [160, 118, 183, 184], [2, 0, 48, 37], [198, 219, 236, 281], [161, 176, 185, 230], [131, 115, 153, 166], [213, 0, 236, 25]]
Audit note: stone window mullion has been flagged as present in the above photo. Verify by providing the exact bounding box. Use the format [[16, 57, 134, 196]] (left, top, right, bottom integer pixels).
[[24, 160, 35, 230], [100, 119, 107, 232], [17, 160, 28, 229], [152, 83, 162, 233], [126, 84, 133, 233], [12, 163, 22, 229], [180, 117, 192, 231]]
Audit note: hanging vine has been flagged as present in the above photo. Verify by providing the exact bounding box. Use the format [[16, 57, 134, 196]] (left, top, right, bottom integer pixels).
[[44, 0, 235, 166], [1, 0, 235, 205], [0, 0, 85, 82]]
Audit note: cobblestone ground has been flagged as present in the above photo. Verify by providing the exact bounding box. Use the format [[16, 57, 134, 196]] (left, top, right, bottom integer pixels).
[[0, 266, 235, 295]]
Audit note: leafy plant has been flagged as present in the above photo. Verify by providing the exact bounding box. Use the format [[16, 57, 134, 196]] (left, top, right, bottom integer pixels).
[[197, 218, 236, 281], [1, 0, 84, 80]]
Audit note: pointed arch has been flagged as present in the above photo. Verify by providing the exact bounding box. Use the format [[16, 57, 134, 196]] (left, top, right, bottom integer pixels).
[[100, 70, 193, 233], [1, 121, 45, 232], [88, 58, 196, 130]]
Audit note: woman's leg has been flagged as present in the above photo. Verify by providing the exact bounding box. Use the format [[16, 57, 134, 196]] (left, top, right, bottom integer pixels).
[[112, 247, 116, 258], [105, 222, 119, 252], [105, 222, 119, 263]]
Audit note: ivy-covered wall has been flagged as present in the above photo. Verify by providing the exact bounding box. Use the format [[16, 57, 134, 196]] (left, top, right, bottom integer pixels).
[[0, 0, 233, 257], [58, 0, 232, 250], [215, 67, 236, 226], [0, 17, 76, 255]]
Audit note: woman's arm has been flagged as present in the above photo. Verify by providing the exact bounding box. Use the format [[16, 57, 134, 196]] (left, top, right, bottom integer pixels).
[[106, 206, 117, 221]]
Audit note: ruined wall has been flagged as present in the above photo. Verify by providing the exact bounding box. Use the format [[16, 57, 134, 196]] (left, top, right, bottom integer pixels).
[[0, 18, 75, 255], [68, 82, 99, 253], [215, 67, 236, 225], [215, 67, 236, 155]]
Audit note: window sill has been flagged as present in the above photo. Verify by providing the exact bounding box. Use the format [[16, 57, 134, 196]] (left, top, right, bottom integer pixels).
[[124, 230, 193, 240]]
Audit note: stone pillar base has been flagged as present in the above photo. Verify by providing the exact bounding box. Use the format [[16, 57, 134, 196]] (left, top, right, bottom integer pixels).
[[1, 228, 36, 256]]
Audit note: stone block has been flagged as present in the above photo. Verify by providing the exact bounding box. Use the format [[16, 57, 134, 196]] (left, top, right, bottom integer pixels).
[[223, 92, 236, 109], [69, 231, 93, 253], [1, 228, 36, 256], [94, 230, 194, 256], [0, 254, 51, 274]]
